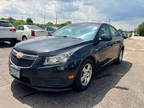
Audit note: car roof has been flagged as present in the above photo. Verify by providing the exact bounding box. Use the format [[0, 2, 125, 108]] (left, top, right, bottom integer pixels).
[[68, 22, 109, 26], [0, 20, 10, 23]]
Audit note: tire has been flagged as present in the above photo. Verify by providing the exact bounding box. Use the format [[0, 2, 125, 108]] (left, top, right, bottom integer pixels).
[[116, 49, 123, 64], [10, 40, 17, 46], [22, 36, 27, 41], [73, 59, 95, 91]]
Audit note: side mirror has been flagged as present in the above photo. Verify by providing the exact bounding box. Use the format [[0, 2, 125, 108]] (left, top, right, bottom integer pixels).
[[100, 34, 112, 41]]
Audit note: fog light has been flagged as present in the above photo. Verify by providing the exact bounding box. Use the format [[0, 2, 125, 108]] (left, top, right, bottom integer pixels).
[[68, 75, 75, 79]]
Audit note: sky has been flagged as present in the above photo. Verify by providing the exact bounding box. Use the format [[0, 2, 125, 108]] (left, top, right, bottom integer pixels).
[[0, 0, 144, 31]]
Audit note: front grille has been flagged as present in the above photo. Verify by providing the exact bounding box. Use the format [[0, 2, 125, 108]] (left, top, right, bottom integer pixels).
[[11, 54, 34, 67], [10, 49, 38, 67]]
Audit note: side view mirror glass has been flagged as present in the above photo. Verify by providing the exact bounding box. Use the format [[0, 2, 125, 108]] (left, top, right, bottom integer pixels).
[[100, 34, 112, 41]]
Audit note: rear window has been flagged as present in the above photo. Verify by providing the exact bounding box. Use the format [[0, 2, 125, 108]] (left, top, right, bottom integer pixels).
[[0, 21, 12, 27], [46, 27, 55, 31]]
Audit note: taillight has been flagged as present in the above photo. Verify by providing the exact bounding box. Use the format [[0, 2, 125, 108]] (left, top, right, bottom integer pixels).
[[31, 30, 35, 36], [10, 28, 16, 32], [48, 32, 51, 35]]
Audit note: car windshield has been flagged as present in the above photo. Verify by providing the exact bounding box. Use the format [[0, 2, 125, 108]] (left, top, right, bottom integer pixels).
[[52, 24, 99, 40], [27, 25, 43, 30]]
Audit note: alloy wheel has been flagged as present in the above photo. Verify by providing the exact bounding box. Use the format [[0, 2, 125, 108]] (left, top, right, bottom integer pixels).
[[81, 63, 93, 86]]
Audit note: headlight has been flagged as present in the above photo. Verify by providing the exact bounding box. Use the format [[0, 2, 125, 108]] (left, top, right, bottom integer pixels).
[[44, 52, 70, 65]]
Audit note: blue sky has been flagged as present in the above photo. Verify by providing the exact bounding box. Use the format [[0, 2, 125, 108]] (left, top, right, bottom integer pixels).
[[0, 0, 144, 30]]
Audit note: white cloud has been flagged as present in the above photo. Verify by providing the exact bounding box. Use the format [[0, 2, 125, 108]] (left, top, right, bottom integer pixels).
[[0, 0, 142, 30]]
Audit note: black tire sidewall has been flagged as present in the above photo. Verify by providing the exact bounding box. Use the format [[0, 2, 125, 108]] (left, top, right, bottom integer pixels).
[[22, 36, 27, 41], [10, 40, 17, 45], [74, 59, 95, 91], [116, 49, 124, 64]]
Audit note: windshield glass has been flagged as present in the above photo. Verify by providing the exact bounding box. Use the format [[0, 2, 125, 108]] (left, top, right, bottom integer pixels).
[[52, 24, 99, 40], [27, 25, 43, 30]]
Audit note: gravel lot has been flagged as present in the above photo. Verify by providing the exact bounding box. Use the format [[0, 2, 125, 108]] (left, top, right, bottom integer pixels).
[[0, 37, 144, 108]]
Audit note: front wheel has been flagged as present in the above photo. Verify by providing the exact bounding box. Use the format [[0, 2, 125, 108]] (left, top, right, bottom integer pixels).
[[116, 49, 123, 64], [74, 59, 95, 91]]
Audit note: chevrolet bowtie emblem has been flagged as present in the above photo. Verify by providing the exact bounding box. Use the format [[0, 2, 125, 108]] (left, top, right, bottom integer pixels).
[[16, 53, 23, 59]]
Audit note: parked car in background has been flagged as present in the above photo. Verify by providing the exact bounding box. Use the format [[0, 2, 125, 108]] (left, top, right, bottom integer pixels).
[[0, 20, 17, 45], [122, 32, 129, 39], [119, 31, 129, 39], [9, 23, 124, 92], [45, 26, 58, 35], [16, 25, 48, 41]]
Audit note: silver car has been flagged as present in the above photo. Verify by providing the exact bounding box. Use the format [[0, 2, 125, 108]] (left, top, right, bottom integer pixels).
[[0, 20, 17, 45]]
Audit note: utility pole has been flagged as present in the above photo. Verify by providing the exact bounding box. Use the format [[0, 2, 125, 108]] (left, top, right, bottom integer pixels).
[[86, 16, 89, 22], [44, 9, 45, 24], [22, 16, 23, 21], [56, 12, 58, 24]]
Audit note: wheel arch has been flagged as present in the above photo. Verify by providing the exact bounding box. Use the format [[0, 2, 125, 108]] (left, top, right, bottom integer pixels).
[[83, 56, 96, 65], [22, 35, 28, 40]]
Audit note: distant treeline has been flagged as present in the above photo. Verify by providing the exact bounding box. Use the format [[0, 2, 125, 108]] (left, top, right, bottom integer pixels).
[[0, 17, 72, 28]]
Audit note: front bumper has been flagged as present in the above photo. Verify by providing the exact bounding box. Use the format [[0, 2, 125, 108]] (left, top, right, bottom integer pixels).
[[9, 59, 80, 91]]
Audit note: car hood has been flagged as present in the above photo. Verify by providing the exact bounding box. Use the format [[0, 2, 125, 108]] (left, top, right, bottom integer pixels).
[[15, 36, 88, 55]]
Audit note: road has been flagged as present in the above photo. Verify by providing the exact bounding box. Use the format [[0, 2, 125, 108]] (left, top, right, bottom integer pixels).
[[0, 37, 144, 108]]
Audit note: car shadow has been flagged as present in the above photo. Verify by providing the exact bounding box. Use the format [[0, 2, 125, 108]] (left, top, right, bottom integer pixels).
[[0, 41, 14, 48], [11, 61, 132, 108]]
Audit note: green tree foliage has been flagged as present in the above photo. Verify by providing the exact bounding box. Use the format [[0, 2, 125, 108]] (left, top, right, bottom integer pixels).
[[7, 17, 16, 23], [46, 22, 53, 26], [55, 23, 67, 27], [34, 24, 46, 29], [1, 17, 72, 29], [13, 20, 27, 26], [26, 18, 33, 25], [66, 21, 72, 24], [136, 22, 144, 36], [0, 17, 16, 23]]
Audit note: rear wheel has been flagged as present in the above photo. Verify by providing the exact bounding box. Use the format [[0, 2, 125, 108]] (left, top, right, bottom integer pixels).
[[74, 59, 95, 91], [22, 36, 27, 41]]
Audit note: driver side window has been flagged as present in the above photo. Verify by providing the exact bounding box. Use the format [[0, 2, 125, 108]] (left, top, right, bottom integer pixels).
[[98, 25, 110, 37]]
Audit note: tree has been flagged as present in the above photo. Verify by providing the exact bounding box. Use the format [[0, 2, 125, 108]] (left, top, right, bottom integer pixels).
[[66, 21, 72, 24], [34, 24, 46, 29], [136, 22, 144, 36], [0, 18, 5, 20], [26, 18, 33, 25], [13, 20, 27, 26], [0, 17, 16, 23], [46, 22, 53, 26], [7, 17, 16, 23]]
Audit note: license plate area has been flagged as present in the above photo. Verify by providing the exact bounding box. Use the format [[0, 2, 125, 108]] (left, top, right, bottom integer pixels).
[[10, 65, 20, 78]]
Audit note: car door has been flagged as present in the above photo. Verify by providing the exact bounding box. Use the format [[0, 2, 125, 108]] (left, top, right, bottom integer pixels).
[[109, 26, 122, 59], [95, 24, 113, 68]]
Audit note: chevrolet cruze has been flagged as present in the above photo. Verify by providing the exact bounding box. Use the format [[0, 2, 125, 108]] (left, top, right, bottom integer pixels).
[[9, 23, 124, 91]]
